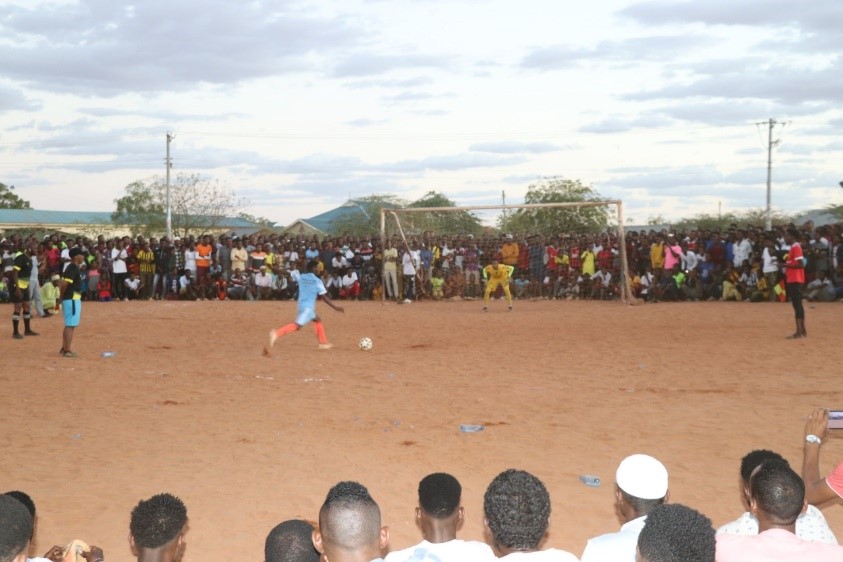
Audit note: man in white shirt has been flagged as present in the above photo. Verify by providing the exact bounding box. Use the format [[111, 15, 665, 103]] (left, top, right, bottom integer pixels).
[[581, 454, 669, 562], [718, 449, 836, 543], [401, 244, 416, 303], [484, 469, 578, 561], [340, 269, 361, 300], [313, 481, 388, 562], [254, 265, 273, 300], [733, 230, 753, 268], [385, 473, 493, 562]]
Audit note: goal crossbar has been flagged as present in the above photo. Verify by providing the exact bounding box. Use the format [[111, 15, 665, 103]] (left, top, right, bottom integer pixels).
[[379, 199, 632, 303]]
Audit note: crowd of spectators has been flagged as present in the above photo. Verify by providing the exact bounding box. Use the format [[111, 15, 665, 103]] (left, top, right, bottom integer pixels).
[[2, 408, 842, 562], [1, 221, 841, 310]]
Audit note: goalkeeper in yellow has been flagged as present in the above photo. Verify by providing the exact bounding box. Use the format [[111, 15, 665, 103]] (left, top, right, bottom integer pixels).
[[482, 258, 514, 312]]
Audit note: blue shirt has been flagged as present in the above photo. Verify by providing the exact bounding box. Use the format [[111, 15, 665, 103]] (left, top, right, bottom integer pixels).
[[297, 272, 327, 311]]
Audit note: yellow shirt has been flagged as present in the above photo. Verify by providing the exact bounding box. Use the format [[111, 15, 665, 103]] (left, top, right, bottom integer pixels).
[[500, 242, 519, 265], [581, 250, 595, 276], [483, 264, 514, 281], [650, 243, 665, 268]]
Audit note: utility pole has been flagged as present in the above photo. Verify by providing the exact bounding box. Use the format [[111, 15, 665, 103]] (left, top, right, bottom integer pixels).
[[165, 132, 174, 240], [757, 118, 781, 232]]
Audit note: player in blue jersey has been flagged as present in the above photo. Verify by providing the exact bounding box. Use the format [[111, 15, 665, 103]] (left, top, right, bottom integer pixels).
[[264, 260, 344, 355]]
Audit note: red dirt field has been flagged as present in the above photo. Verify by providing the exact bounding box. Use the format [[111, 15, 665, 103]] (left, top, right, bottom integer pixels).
[[2, 299, 842, 561]]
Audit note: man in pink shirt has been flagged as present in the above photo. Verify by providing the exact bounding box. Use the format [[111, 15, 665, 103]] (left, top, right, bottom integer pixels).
[[801, 408, 843, 507], [716, 459, 843, 561]]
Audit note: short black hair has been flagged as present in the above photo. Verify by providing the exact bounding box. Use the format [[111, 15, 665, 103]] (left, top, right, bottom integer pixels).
[[750, 460, 804, 524], [318, 482, 381, 551], [0, 494, 33, 562], [3, 492, 35, 519], [483, 469, 550, 551], [129, 493, 188, 549], [306, 260, 320, 273], [619, 489, 666, 515], [637, 504, 715, 562], [418, 473, 461, 519], [264, 520, 319, 562], [739, 450, 787, 483]]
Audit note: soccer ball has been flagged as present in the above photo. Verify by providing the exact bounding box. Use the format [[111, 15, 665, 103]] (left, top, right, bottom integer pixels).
[[358, 337, 373, 351]]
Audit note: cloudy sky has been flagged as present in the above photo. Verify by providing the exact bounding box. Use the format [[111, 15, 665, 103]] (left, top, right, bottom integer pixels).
[[1, 0, 841, 227]]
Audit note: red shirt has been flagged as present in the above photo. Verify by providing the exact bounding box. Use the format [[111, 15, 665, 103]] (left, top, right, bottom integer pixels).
[[785, 243, 805, 284]]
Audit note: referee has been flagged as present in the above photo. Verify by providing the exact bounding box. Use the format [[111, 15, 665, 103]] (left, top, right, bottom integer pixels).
[[9, 240, 39, 339], [58, 247, 85, 357]]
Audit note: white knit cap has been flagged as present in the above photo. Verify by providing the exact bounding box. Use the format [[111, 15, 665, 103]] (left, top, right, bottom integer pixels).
[[616, 454, 668, 500]]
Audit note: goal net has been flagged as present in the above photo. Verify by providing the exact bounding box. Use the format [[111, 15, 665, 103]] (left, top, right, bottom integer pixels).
[[380, 200, 632, 304]]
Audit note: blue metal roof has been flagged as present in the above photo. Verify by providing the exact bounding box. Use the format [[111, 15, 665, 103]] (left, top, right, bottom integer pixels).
[[299, 200, 371, 233]]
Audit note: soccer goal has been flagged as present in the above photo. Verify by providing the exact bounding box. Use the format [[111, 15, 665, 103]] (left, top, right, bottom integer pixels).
[[379, 200, 633, 304]]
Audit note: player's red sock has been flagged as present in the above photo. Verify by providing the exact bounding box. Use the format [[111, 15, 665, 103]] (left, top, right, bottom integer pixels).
[[274, 323, 298, 338], [314, 321, 328, 344]]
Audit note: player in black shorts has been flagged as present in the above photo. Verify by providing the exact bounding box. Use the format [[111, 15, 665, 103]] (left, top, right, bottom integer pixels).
[[9, 240, 38, 340]]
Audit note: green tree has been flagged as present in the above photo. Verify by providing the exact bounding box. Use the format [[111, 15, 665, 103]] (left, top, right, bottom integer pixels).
[[331, 194, 406, 236], [405, 190, 484, 235], [112, 180, 166, 236], [238, 212, 276, 228], [500, 177, 610, 235], [0, 183, 32, 209], [670, 208, 794, 231], [112, 173, 244, 237]]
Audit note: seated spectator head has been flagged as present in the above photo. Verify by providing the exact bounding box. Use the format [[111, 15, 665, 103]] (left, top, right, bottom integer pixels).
[[129, 493, 188, 562], [2, 492, 34, 522], [736, 450, 787, 508], [636, 504, 715, 562], [615, 454, 669, 523], [483, 469, 550, 555], [2, 492, 35, 547], [265, 520, 319, 562], [0, 494, 33, 562], [415, 472, 464, 543], [313, 481, 387, 562], [749, 459, 805, 529]]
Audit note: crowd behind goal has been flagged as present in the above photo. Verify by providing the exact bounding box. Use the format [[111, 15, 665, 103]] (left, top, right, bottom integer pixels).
[[1, 220, 841, 309]]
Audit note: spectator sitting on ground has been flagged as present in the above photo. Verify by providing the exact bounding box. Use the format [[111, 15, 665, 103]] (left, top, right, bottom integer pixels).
[[340, 268, 361, 300], [178, 270, 196, 300], [96, 276, 112, 302], [384, 473, 493, 562], [0, 494, 33, 562], [312, 481, 388, 562], [265, 520, 319, 562], [129, 493, 188, 562], [227, 268, 249, 300], [2, 491, 63, 562], [801, 408, 843, 507], [125, 272, 143, 300], [483, 469, 578, 561], [805, 270, 835, 302], [255, 266, 273, 300], [718, 449, 837, 543], [581, 454, 669, 562], [716, 459, 843, 561], [637, 504, 716, 562], [429, 269, 445, 300], [40, 275, 60, 315]]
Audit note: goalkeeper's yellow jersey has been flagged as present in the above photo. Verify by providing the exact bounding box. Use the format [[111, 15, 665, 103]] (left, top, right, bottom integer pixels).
[[483, 264, 514, 281]]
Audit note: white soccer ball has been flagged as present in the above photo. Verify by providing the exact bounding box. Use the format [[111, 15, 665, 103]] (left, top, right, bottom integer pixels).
[[358, 337, 373, 351]]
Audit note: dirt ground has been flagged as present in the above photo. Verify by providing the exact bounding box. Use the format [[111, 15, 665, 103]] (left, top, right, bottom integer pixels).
[[1, 298, 841, 561]]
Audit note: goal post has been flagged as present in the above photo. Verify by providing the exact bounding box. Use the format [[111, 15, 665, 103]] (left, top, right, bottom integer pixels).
[[379, 200, 632, 304]]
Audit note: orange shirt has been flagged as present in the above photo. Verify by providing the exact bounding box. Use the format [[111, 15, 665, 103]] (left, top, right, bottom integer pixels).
[[196, 243, 213, 268]]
